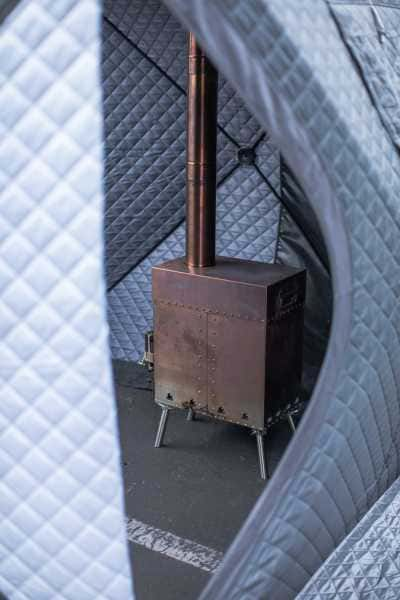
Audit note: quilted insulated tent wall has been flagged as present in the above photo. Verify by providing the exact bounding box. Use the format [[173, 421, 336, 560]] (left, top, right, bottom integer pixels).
[[0, 0, 134, 598], [103, 0, 332, 398], [5, 0, 400, 599]]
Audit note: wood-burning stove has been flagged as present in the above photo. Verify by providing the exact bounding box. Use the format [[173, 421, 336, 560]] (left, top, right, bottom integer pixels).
[[151, 34, 305, 478]]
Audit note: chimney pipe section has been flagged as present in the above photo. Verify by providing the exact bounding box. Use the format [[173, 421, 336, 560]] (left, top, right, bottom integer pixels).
[[186, 33, 218, 268]]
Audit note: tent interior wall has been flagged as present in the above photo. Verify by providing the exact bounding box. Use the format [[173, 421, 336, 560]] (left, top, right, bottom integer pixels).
[[7, 0, 400, 598], [102, 0, 332, 400]]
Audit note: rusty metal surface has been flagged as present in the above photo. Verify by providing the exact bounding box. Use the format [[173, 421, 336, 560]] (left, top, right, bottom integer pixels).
[[153, 257, 301, 322], [186, 33, 218, 268], [207, 313, 266, 429], [264, 272, 306, 419], [154, 303, 208, 410], [153, 257, 306, 430]]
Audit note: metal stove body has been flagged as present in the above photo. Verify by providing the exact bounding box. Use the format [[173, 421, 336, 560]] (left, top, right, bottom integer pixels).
[[153, 258, 305, 431], [151, 33, 305, 478]]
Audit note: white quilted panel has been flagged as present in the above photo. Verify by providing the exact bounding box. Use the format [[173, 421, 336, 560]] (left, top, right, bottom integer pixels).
[[0, 1, 134, 598]]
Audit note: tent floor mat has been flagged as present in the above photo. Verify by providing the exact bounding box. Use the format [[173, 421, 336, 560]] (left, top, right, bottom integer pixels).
[[114, 360, 291, 599]]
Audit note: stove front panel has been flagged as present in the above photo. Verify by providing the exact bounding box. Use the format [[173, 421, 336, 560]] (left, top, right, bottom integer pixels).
[[153, 260, 268, 428], [154, 301, 208, 410], [207, 313, 266, 429]]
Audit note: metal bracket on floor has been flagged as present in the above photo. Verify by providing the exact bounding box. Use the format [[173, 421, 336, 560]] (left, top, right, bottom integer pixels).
[[251, 429, 269, 480], [154, 404, 171, 448], [154, 404, 195, 448]]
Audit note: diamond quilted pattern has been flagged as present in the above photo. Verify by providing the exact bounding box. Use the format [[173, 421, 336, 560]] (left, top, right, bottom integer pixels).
[[102, 19, 187, 289], [255, 134, 281, 189], [0, 1, 133, 598], [330, 1, 400, 151], [161, 0, 400, 598], [108, 168, 280, 361], [104, 0, 187, 87], [218, 78, 263, 146], [299, 475, 400, 599]]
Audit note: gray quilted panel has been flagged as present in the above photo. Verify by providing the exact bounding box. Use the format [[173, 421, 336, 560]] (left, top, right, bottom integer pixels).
[[102, 19, 188, 289], [0, 1, 133, 598], [299, 475, 400, 599], [104, 0, 187, 87], [218, 78, 263, 146], [108, 166, 281, 361], [330, 1, 400, 151], [162, 0, 400, 598]]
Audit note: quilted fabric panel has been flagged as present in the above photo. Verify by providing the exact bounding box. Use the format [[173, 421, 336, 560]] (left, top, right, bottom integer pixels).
[[162, 0, 400, 598], [0, 1, 133, 598], [299, 475, 400, 599], [108, 167, 280, 361], [103, 0, 187, 87], [330, 0, 400, 151], [102, 18, 187, 289]]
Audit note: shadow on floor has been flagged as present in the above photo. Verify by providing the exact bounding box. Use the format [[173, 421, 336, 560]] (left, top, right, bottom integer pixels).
[[114, 360, 293, 600]]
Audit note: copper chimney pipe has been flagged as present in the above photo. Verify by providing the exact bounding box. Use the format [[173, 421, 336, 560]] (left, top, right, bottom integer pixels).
[[186, 33, 218, 268]]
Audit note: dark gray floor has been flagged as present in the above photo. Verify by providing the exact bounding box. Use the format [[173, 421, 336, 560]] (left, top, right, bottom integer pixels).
[[114, 360, 293, 600]]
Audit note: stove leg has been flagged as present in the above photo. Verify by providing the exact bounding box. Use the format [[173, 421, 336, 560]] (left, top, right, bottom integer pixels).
[[187, 408, 195, 421], [154, 405, 170, 448], [256, 431, 269, 480], [287, 414, 296, 434]]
